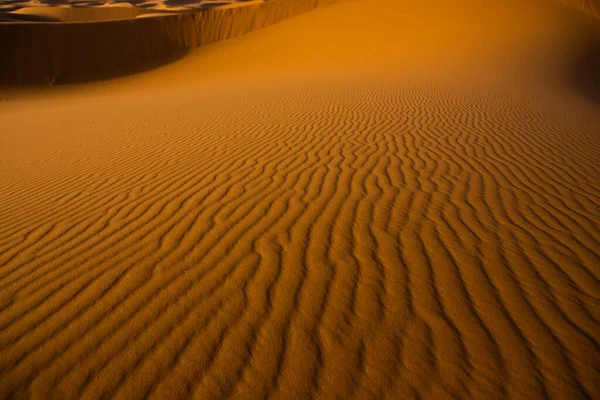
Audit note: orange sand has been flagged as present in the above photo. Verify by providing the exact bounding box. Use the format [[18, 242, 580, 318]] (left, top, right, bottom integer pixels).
[[0, 0, 599, 399], [0, 0, 251, 14], [0, 0, 339, 83]]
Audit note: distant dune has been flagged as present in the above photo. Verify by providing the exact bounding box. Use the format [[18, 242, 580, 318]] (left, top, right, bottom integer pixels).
[[0, 0, 599, 399], [6, 5, 157, 22], [0, 0, 255, 13], [0, 0, 338, 84], [1, 0, 598, 83]]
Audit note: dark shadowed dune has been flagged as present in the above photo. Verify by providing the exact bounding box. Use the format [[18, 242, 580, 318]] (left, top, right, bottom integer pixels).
[[8, 5, 157, 21], [0, 14, 191, 84], [571, 32, 600, 103], [554, 0, 600, 103], [0, 0, 337, 84], [0, 12, 61, 21], [569, 16, 600, 103]]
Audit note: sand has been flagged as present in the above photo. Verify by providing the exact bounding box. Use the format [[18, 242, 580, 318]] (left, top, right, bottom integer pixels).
[[0, 0, 253, 14], [0, 0, 339, 84], [1, 0, 600, 399]]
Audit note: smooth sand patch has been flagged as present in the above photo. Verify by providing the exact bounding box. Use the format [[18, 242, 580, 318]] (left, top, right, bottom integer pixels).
[[0, 0, 599, 399]]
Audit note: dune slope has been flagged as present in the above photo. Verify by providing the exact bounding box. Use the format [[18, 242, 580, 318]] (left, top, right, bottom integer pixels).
[[0, 0, 599, 399], [0, 0, 338, 84]]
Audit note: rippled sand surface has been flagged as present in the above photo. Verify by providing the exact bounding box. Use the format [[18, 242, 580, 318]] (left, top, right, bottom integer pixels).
[[1, 0, 599, 399]]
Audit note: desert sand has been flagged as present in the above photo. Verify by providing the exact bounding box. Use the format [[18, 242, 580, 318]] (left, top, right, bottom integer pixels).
[[0, 0, 250, 14], [0, 0, 340, 83], [1, 0, 599, 399]]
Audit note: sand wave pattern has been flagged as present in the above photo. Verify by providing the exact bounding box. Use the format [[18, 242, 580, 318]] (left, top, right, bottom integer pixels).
[[0, 78, 599, 399]]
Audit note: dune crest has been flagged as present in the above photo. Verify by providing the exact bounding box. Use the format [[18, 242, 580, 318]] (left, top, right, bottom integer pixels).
[[8, 5, 160, 22], [0, 0, 338, 84]]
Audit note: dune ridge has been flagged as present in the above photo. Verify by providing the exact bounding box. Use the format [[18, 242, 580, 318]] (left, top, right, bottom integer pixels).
[[0, 0, 599, 399], [0, 0, 597, 84], [6, 6, 162, 22], [0, 0, 338, 84]]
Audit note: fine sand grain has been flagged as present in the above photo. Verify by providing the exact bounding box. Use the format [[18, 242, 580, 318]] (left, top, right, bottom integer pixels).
[[0, 0, 599, 399]]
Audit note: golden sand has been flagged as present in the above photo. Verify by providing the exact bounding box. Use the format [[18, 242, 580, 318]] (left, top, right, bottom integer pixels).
[[0, 0, 339, 83], [0, 0, 599, 399]]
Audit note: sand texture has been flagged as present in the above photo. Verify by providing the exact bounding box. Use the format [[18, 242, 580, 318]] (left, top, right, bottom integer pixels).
[[1, 0, 600, 399]]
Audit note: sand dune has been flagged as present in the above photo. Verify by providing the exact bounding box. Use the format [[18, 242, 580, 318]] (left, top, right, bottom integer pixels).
[[1, 0, 600, 399], [0, 0, 252, 13], [6, 5, 160, 22], [0, 0, 338, 84]]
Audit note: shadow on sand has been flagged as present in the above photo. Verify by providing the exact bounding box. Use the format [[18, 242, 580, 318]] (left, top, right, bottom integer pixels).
[[0, 0, 340, 85], [571, 35, 600, 104], [0, 14, 194, 85]]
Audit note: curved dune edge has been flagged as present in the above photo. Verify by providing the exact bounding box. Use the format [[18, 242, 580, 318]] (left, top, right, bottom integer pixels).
[[5, 1, 265, 22], [8, 5, 163, 22], [0, 0, 338, 84], [0, 0, 595, 84]]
